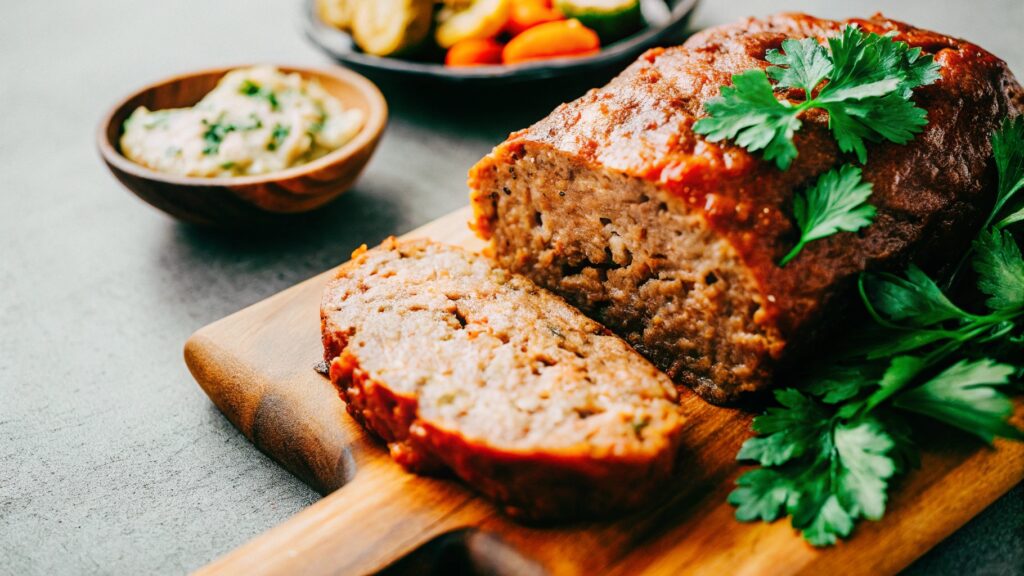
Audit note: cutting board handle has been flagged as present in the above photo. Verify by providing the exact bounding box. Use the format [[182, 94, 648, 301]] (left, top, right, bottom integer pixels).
[[185, 329, 508, 575]]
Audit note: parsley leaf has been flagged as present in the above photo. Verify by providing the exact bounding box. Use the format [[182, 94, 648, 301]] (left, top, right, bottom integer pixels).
[[821, 27, 938, 102], [798, 494, 854, 547], [731, 408, 900, 546], [834, 418, 895, 520], [737, 389, 829, 466], [895, 360, 1022, 443], [766, 38, 832, 97], [729, 467, 795, 522], [972, 228, 1024, 311], [862, 264, 969, 327], [823, 94, 929, 163], [804, 364, 875, 404], [863, 356, 926, 412], [899, 46, 944, 94], [992, 117, 1024, 229], [693, 70, 802, 170], [946, 117, 1024, 287], [843, 323, 951, 360], [779, 165, 876, 265], [1002, 207, 1024, 228], [695, 25, 940, 169]]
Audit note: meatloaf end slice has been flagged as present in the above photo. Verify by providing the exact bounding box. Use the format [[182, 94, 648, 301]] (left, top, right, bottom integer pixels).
[[320, 238, 685, 520], [468, 13, 1024, 405]]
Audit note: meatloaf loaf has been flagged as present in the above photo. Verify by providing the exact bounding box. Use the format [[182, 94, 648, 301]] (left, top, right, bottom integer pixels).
[[321, 238, 685, 520], [468, 13, 1023, 405]]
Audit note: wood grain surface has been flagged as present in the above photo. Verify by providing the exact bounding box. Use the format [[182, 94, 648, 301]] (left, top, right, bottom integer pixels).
[[185, 206, 1024, 575]]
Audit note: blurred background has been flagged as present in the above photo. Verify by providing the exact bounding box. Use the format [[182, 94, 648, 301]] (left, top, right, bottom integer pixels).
[[1, 0, 1021, 573]]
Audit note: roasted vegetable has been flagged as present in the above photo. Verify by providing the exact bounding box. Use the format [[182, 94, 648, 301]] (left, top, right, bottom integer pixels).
[[316, 0, 355, 31], [446, 38, 506, 66], [436, 0, 512, 49], [351, 0, 434, 56], [502, 18, 600, 64], [506, 0, 564, 36], [553, 0, 643, 43]]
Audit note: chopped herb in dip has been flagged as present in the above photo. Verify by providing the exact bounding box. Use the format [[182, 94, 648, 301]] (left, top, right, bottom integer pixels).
[[121, 66, 364, 177], [239, 79, 280, 110], [267, 123, 290, 152]]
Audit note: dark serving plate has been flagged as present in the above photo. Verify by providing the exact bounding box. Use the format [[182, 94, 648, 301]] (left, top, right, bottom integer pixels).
[[304, 0, 700, 86]]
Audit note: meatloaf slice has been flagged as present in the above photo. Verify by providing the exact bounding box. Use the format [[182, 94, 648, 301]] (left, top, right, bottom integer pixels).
[[469, 13, 1024, 405], [321, 238, 685, 520]]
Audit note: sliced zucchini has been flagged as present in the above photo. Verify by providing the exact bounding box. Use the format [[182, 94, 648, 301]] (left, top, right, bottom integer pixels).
[[351, 0, 434, 56], [435, 0, 512, 49], [553, 0, 643, 43]]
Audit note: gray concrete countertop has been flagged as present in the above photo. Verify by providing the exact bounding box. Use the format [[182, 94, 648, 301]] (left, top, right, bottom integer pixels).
[[1, 1, 1020, 573]]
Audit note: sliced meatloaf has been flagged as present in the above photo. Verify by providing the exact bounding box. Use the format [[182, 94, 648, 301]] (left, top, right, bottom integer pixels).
[[468, 13, 1024, 405], [321, 238, 685, 520]]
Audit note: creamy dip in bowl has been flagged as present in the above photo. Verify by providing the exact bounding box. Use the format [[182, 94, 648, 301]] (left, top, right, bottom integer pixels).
[[98, 64, 387, 225], [121, 66, 364, 178]]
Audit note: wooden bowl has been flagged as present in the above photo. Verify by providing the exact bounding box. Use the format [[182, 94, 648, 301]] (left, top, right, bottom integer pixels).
[[98, 65, 387, 226]]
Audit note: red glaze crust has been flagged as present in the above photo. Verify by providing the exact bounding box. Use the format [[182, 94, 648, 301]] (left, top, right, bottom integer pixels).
[[470, 13, 1023, 402]]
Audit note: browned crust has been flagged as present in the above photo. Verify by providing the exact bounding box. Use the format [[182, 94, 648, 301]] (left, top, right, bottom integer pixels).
[[470, 13, 1024, 403], [320, 238, 684, 521]]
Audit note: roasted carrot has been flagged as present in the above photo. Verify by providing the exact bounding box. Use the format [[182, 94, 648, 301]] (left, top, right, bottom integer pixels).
[[502, 19, 600, 64], [505, 0, 564, 36], [445, 38, 505, 67]]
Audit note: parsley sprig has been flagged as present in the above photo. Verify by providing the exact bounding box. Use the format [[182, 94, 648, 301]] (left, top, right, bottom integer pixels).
[[729, 119, 1024, 546], [694, 26, 941, 170], [779, 165, 876, 266]]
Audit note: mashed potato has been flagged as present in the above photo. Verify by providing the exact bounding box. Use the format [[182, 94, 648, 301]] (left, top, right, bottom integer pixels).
[[121, 66, 364, 177]]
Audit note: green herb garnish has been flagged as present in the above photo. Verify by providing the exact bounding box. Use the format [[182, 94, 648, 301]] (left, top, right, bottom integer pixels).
[[694, 26, 941, 170], [201, 119, 236, 156], [780, 165, 876, 266], [894, 360, 1020, 443], [729, 118, 1024, 546], [267, 123, 290, 151], [947, 118, 1024, 288], [729, 403, 899, 546], [239, 79, 280, 110], [992, 117, 1024, 229], [972, 228, 1024, 311]]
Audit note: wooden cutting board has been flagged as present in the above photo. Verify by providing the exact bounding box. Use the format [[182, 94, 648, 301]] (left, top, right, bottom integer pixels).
[[185, 206, 1024, 576]]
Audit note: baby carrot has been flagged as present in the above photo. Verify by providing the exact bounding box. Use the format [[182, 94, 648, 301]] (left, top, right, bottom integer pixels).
[[502, 19, 600, 65], [446, 38, 506, 67], [505, 0, 564, 36]]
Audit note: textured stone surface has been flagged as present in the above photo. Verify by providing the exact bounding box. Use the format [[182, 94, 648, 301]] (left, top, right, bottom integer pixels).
[[0, 0, 1019, 574]]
